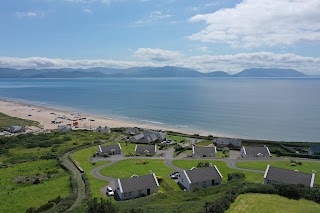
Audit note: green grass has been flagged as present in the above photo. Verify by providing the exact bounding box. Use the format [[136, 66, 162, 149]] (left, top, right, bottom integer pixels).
[[236, 161, 320, 184], [0, 160, 71, 212], [166, 135, 188, 143], [72, 146, 110, 199], [172, 160, 263, 183], [226, 193, 320, 213], [196, 140, 213, 146], [99, 159, 180, 192], [0, 112, 39, 130]]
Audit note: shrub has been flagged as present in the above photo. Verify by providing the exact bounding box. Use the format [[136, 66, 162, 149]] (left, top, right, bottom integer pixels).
[[228, 173, 245, 181], [197, 162, 209, 168]]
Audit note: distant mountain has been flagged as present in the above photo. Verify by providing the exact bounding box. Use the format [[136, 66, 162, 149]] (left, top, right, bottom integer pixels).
[[233, 68, 307, 77], [0, 67, 310, 78]]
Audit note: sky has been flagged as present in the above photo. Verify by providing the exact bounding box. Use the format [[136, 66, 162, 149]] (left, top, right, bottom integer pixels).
[[0, 0, 320, 74]]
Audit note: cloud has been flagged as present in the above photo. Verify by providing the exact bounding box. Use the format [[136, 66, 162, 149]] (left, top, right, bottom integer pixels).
[[15, 11, 44, 18], [1, 52, 320, 74], [133, 10, 172, 26], [134, 48, 181, 61], [188, 0, 320, 48], [83, 8, 92, 13]]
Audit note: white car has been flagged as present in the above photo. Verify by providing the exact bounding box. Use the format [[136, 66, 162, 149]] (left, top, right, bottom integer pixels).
[[106, 186, 114, 196]]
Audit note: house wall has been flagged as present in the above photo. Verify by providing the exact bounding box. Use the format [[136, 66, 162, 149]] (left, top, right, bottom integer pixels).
[[189, 178, 222, 191], [178, 171, 190, 190], [193, 152, 215, 158], [116, 184, 158, 200]]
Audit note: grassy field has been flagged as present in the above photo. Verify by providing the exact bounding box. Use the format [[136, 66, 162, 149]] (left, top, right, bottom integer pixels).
[[166, 135, 188, 143], [196, 140, 213, 146], [72, 146, 111, 199], [0, 112, 39, 130], [226, 193, 320, 213], [0, 160, 71, 212], [236, 161, 320, 184], [99, 159, 180, 192], [172, 160, 263, 183]]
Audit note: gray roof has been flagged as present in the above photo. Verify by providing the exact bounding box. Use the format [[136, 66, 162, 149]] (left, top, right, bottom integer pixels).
[[119, 174, 158, 193], [213, 138, 242, 147], [265, 166, 314, 187], [132, 132, 165, 143], [243, 146, 270, 157], [136, 145, 156, 155], [193, 146, 216, 156], [125, 128, 139, 134], [57, 125, 72, 132], [309, 146, 320, 154], [8, 125, 24, 133], [185, 166, 222, 183], [100, 144, 121, 153]]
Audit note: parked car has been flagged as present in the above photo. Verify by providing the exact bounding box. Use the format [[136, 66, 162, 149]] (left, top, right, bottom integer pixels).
[[106, 186, 114, 196], [169, 172, 179, 179]]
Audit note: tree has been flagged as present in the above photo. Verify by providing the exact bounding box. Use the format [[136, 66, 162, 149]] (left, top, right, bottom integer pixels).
[[86, 198, 117, 213]]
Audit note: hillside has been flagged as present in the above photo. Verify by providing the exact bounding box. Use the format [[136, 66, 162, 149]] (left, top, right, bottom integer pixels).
[[234, 68, 307, 77]]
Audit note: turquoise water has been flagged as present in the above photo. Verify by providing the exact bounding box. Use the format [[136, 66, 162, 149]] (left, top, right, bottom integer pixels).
[[0, 78, 319, 142]]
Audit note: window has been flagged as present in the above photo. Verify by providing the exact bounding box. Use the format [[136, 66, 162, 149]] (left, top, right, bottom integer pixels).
[[202, 181, 206, 187], [138, 190, 142, 195], [128, 192, 132, 197], [124, 193, 127, 197]]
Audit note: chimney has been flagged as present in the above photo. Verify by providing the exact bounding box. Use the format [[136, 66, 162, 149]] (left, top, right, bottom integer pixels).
[[149, 170, 153, 174], [209, 163, 213, 167]]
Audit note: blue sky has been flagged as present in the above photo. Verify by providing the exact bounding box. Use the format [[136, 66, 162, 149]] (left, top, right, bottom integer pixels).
[[1, 0, 320, 74]]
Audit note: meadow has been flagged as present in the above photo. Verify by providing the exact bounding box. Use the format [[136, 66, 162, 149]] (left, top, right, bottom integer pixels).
[[0, 112, 39, 130]]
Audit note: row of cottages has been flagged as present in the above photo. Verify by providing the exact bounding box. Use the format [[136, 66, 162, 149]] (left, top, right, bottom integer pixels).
[[240, 146, 272, 158], [213, 138, 242, 150], [95, 126, 111, 135], [135, 145, 157, 155], [309, 146, 320, 155], [98, 143, 122, 156], [130, 132, 166, 144], [115, 172, 159, 200], [124, 127, 139, 135], [192, 145, 217, 158], [264, 165, 316, 188], [178, 164, 223, 191]]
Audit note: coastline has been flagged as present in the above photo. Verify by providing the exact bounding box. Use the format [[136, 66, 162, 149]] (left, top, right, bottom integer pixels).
[[0, 98, 234, 137]]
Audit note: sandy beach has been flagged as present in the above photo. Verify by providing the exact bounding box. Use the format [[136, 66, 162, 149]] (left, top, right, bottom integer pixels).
[[0, 99, 221, 136]]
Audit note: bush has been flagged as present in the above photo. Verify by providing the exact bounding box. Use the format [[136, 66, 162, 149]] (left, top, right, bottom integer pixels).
[[86, 198, 117, 213], [103, 153, 109, 158], [228, 173, 245, 181], [197, 162, 209, 168]]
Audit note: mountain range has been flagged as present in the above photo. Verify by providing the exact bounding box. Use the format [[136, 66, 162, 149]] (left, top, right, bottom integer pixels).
[[0, 67, 312, 78]]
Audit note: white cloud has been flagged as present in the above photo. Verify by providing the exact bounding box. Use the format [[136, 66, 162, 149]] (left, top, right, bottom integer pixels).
[[15, 11, 44, 18], [83, 8, 92, 13], [134, 48, 181, 61], [133, 10, 172, 26], [188, 0, 320, 48]]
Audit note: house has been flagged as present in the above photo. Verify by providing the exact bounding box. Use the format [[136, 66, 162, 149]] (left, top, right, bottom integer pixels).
[[192, 145, 217, 158], [135, 145, 157, 155], [125, 127, 139, 135], [7, 125, 26, 134], [178, 164, 222, 191], [57, 125, 72, 133], [95, 126, 111, 135], [213, 138, 242, 149], [240, 146, 271, 158], [115, 172, 159, 200], [309, 146, 320, 155], [98, 143, 122, 156], [264, 165, 316, 188], [130, 132, 165, 144]]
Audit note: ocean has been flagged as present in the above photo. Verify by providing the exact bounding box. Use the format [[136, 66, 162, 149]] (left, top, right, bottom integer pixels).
[[0, 78, 319, 142]]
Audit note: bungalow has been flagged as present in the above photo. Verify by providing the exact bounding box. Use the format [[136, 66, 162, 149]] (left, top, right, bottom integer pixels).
[[309, 146, 320, 155], [57, 125, 72, 133], [115, 172, 159, 200], [95, 126, 111, 135], [264, 165, 316, 188], [7, 125, 26, 134], [135, 145, 157, 155], [213, 138, 242, 150], [178, 164, 222, 191], [192, 145, 217, 158], [124, 127, 139, 135], [240, 146, 271, 158], [130, 132, 165, 144], [98, 143, 122, 156]]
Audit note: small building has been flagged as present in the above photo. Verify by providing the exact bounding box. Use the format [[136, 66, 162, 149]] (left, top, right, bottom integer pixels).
[[125, 127, 139, 135], [240, 146, 271, 158], [7, 125, 26, 134], [95, 126, 111, 135], [98, 143, 122, 156], [57, 125, 72, 133], [178, 164, 222, 191], [213, 138, 242, 149], [309, 146, 320, 155], [115, 172, 159, 200], [192, 145, 217, 158], [130, 132, 165, 144], [135, 145, 157, 155], [264, 165, 316, 188]]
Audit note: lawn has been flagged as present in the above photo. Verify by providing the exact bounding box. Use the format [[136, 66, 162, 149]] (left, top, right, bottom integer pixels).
[[99, 159, 180, 192], [166, 135, 188, 143], [172, 160, 263, 183], [0, 160, 71, 212], [236, 161, 320, 184], [72, 146, 110, 199], [196, 140, 213, 146], [0, 112, 39, 130], [226, 193, 320, 213]]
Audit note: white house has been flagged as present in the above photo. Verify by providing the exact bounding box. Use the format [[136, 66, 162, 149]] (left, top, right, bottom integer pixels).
[[240, 146, 271, 158], [135, 145, 157, 155], [178, 164, 222, 191], [264, 165, 316, 188], [98, 143, 122, 156], [213, 138, 242, 149], [95, 126, 111, 135], [309, 146, 320, 155], [192, 145, 217, 158], [115, 172, 159, 200]]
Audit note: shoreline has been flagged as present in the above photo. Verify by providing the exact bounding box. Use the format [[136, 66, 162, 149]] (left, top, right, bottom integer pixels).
[[0, 98, 239, 138]]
